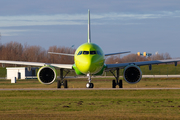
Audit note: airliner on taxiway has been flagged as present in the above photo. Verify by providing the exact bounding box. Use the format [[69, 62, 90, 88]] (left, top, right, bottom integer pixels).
[[0, 10, 180, 88]]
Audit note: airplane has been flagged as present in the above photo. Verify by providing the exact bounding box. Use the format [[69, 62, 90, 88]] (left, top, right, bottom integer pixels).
[[0, 10, 180, 88]]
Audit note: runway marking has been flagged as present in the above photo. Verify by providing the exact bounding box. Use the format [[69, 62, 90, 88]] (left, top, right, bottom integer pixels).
[[0, 88, 180, 91]]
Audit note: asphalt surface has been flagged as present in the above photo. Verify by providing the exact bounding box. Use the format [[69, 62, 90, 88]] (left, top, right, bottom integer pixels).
[[1, 88, 180, 91]]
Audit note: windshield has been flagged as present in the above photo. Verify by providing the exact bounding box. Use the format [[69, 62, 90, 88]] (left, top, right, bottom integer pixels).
[[77, 51, 102, 55], [83, 51, 89, 55], [90, 51, 96, 55]]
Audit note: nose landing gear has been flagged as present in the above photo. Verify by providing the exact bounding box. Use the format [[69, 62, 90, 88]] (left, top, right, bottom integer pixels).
[[86, 74, 94, 88]]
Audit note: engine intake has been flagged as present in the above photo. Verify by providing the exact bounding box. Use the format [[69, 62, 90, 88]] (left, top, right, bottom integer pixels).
[[123, 65, 142, 84], [37, 65, 56, 84]]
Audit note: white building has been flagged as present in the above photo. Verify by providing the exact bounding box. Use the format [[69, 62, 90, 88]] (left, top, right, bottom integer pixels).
[[6, 67, 38, 79]]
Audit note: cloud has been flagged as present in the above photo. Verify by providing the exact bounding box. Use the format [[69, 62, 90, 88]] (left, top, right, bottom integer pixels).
[[0, 29, 29, 36], [0, 14, 87, 27], [94, 10, 180, 20], [0, 10, 180, 37], [0, 11, 180, 27]]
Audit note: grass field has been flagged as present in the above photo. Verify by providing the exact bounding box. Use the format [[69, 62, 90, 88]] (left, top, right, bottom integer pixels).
[[2, 78, 180, 88], [1, 78, 180, 119], [0, 89, 180, 119]]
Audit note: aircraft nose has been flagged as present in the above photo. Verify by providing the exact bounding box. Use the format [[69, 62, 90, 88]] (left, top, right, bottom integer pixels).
[[80, 57, 92, 73], [78, 56, 102, 74]]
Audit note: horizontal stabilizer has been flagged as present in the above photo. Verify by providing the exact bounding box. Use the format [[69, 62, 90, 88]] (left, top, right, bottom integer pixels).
[[105, 51, 131, 56], [48, 52, 74, 56]]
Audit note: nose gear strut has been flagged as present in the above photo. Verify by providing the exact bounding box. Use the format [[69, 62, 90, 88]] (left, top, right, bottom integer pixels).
[[86, 74, 94, 88]]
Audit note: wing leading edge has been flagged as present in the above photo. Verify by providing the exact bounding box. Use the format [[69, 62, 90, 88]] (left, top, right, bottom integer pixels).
[[48, 52, 74, 56], [105, 51, 131, 56], [0, 60, 73, 69], [106, 59, 180, 69]]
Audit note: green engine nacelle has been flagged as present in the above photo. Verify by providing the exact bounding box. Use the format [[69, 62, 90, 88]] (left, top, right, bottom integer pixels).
[[37, 65, 57, 84]]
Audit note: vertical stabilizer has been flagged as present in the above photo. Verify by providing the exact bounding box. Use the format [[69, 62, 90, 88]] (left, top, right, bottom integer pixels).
[[88, 9, 91, 43]]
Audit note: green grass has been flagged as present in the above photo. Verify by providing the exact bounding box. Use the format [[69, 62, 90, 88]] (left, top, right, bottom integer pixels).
[[2, 78, 180, 88], [1, 78, 180, 119], [0, 90, 180, 119], [0, 67, 6, 77], [140, 64, 180, 75]]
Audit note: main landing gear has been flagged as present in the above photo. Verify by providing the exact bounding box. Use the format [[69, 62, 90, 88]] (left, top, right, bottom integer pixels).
[[86, 74, 94, 88], [57, 68, 122, 89], [110, 68, 123, 88], [57, 68, 70, 88]]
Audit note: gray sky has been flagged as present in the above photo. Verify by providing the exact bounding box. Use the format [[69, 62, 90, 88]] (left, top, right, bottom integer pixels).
[[0, 0, 180, 58]]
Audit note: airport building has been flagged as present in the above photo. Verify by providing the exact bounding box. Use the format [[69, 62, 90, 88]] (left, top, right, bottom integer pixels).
[[6, 67, 38, 79]]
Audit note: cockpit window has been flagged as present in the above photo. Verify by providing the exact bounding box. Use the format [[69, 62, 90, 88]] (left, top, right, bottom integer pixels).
[[77, 51, 101, 55], [83, 51, 89, 55], [97, 51, 102, 55], [90, 51, 96, 55], [77, 51, 82, 55]]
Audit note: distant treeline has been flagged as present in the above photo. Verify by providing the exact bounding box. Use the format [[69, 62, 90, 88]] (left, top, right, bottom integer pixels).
[[106, 52, 172, 64], [0, 41, 174, 65], [0, 41, 75, 65]]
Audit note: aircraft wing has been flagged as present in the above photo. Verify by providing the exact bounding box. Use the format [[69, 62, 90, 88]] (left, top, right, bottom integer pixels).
[[0, 60, 73, 69], [48, 52, 74, 56], [105, 51, 130, 56], [106, 59, 180, 69]]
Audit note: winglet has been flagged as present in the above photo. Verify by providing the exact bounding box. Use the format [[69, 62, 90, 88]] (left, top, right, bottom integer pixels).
[[88, 9, 91, 43]]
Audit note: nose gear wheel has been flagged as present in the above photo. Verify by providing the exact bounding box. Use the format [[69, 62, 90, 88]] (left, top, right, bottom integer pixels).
[[86, 83, 94, 88]]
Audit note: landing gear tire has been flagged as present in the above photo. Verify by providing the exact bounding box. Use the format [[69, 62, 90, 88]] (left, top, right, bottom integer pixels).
[[86, 83, 90, 88], [118, 80, 122, 88], [86, 83, 94, 88], [90, 83, 94, 88], [57, 80, 61, 88], [64, 80, 68, 88], [112, 80, 116, 88]]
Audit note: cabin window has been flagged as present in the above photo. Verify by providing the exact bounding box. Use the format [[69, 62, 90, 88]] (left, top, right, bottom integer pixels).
[[83, 51, 89, 55], [90, 51, 96, 55]]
